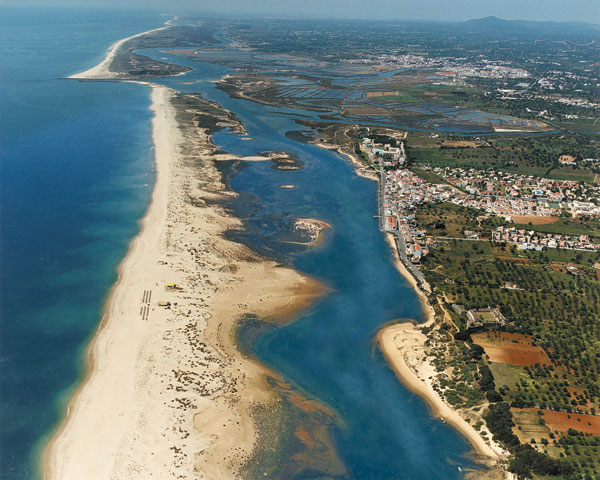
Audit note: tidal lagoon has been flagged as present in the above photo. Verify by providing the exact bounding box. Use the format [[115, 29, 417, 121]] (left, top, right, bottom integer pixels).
[[2, 13, 478, 478], [145, 49, 479, 477]]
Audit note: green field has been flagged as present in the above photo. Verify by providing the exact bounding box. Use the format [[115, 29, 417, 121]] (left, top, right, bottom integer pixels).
[[506, 217, 600, 241], [406, 132, 600, 183], [410, 166, 450, 185], [414, 201, 600, 478]]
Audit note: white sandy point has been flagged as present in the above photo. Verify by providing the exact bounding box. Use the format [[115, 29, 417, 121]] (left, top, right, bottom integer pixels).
[[69, 26, 168, 79]]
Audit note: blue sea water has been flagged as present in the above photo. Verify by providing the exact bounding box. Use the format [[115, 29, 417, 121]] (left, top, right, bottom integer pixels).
[[0, 7, 164, 479], [1, 10, 481, 479]]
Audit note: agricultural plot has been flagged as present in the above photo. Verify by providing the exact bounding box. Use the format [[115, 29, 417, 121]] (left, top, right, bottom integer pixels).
[[514, 409, 600, 436], [510, 215, 560, 225], [471, 332, 551, 367], [186, 44, 552, 134], [511, 408, 552, 444], [488, 362, 524, 391]]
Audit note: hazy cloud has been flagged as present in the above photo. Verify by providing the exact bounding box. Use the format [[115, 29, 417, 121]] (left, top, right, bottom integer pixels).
[[2, 0, 599, 23]]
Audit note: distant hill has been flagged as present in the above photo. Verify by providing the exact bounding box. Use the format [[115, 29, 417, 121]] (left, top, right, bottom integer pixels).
[[456, 16, 600, 35]]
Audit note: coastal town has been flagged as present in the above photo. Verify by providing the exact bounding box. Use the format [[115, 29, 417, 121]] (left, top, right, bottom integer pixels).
[[358, 136, 600, 266], [352, 53, 531, 80], [10, 9, 600, 480], [355, 122, 600, 478]]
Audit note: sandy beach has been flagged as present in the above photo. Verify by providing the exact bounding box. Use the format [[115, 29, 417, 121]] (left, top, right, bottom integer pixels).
[[378, 324, 501, 459], [68, 26, 167, 79], [44, 84, 325, 479], [51, 22, 505, 478], [378, 234, 506, 465]]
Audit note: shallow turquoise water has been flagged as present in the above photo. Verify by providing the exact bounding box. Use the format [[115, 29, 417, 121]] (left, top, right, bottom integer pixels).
[[148, 50, 479, 478], [0, 7, 164, 478], [1, 11, 481, 478]]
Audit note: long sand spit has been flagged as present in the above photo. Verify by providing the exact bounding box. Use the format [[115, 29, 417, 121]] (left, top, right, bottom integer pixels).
[[68, 26, 167, 79], [44, 85, 325, 479]]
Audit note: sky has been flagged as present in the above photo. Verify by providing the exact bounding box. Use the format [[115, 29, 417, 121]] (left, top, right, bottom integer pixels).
[[1, 0, 599, 23]]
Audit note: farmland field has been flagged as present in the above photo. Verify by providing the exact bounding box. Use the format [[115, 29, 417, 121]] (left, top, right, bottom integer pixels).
[[471, 332, 551, 366], [514, 409, 600, 436], [510, 215, 560, 225]]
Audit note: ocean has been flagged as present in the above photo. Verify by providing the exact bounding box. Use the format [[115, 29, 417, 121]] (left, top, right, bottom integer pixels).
[[0, 7, 164, 478], [1, 8, 476, 479]]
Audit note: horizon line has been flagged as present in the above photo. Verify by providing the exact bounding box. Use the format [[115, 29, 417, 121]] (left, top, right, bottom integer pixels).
[[1, 5, 599, 26]]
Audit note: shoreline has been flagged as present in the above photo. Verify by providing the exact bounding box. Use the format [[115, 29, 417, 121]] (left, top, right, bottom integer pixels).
[[48, 24, 504, 477], [384, 233, 432, 304], [378, 232, 506, 464], [309, 136, 504, 464], [43, 83, 172, 479], [68, 26, 168, 79], [44, 82, 326, 479], [376, 324, 502, 460], [313, 141, 379, 181]]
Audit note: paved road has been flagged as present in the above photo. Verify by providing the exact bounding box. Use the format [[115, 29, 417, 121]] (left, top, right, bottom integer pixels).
[[391, 231, 427, 285], [436, 236, 487, 241], [378, 167, 385, 231], [378, 169, 427, 286]]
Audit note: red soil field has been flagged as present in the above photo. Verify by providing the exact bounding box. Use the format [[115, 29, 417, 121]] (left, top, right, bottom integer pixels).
[[471, 332, 551, 367], [511, 215, 559, 225], [514, 408, 600, 435]]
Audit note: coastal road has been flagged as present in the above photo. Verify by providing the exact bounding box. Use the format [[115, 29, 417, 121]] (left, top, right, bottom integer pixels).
[[378, 167, 385, 231], [391, 231, 427, 285], [378, 168, 427, 286]]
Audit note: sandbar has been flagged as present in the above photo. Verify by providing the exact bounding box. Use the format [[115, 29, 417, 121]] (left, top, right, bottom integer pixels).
[[44, 84, 325, 479], [69, 26, 168, 79]]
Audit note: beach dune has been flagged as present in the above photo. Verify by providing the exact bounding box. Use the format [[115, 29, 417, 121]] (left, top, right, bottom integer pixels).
[[68, 27, 168, 79], [49, 22, 509, 479], [378, 323, 500, 460], [44, 85, 324, 479]]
